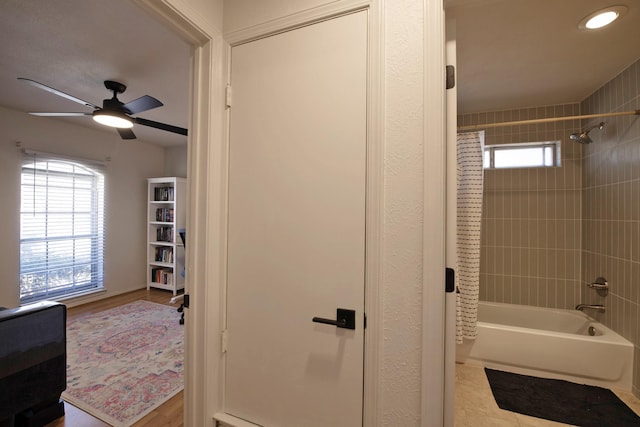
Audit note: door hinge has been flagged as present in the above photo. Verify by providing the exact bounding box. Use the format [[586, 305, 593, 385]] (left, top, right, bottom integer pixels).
[[183, 294, 190, 308], [445, 268, 455, 293], [446, 65, 455, 89], [221, 329, 228, 353], [225, 84, 232, 108], [364, 312, 367, 329]]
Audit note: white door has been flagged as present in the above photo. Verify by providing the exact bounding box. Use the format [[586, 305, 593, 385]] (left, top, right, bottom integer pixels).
[[225, 11, 368, 427]]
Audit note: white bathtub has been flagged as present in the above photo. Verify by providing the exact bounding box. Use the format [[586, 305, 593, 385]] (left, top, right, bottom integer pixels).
[[456, 301, 634, 391]]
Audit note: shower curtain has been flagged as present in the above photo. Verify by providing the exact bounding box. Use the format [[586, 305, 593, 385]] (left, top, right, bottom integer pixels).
[[456, 131, 484, 344]]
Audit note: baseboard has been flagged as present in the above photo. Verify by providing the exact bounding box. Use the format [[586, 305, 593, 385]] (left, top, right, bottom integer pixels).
[[60, 285, 146, 308]]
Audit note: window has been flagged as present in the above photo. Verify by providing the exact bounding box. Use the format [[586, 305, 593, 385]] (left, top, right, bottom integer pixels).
[[20, 154, 105, 303], [483, 141, 561, 169]]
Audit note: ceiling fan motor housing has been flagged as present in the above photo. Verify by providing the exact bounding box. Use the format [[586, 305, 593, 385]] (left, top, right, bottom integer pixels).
[[103, 96, 128, 113], [104, 80, 126, 94]]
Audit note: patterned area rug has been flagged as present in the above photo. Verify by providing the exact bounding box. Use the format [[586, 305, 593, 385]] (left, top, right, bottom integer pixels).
[[62, 300, 184, 427]]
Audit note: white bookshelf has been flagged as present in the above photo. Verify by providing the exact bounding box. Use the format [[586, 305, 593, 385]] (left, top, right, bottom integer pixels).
[[147, 177, 186, 295]]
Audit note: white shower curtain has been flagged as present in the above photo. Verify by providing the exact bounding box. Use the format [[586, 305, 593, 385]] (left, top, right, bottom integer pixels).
[[456, 131, 484, 344]]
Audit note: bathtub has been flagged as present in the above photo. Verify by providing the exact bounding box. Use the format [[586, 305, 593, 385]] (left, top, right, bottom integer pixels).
[[456, 301, 634, 391]]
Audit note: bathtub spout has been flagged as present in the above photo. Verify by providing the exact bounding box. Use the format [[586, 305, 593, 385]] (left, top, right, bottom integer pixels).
[[575, 304, 605, 312]]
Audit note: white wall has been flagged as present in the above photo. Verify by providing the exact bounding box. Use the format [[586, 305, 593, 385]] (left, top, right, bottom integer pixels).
[[165, 145, 188, 177], [0, 105, 167, 308], [383, 0, 426, 423], [223, 1, 428, 424]]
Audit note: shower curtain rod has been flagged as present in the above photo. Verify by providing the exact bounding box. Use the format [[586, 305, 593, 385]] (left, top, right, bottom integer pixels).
[[457, 109, 640, 132]]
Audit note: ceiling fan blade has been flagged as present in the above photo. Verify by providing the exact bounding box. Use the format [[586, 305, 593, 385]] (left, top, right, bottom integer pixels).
[[28, 112, 92, 117], [134, 117, 188, 136], [117, 128, 136, 140], [18, 78, 99, 109], [123, 95, 163, 115]]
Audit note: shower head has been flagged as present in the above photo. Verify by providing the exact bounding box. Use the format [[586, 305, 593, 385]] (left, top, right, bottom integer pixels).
[[570, 122, 605, 144]]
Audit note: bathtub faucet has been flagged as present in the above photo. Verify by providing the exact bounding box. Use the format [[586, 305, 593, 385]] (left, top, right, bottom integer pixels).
[[575, 304, 605, 313]]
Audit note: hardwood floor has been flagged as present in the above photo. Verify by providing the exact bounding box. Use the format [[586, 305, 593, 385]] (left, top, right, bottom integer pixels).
[[46, 288, 184, 427]]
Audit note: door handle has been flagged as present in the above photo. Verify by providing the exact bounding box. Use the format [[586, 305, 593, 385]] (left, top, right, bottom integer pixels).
[[312, 308, 356, 330]]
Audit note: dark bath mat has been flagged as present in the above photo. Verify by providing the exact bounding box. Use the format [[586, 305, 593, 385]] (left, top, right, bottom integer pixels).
[[484, 368, 640, 427]]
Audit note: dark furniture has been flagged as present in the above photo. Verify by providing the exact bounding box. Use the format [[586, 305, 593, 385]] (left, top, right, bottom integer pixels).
[[0, 301, 67, 427]]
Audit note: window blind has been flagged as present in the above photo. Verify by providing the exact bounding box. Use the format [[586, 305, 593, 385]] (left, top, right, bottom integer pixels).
[[20, 153, 105, 303]]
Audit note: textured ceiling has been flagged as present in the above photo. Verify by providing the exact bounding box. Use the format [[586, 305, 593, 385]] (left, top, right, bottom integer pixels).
[[0, 1, 637, 138], [0, 0, 191, 147], [448, 0, 640, 114]]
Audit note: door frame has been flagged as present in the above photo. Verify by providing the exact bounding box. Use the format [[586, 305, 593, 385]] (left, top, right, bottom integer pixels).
[[222, 1, 383, 426], [422, 0, 448, 426], [443, 14, 457, 427], [135, 1, 227, 426]]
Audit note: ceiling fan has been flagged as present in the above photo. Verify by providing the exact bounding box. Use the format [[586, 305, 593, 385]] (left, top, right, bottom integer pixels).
[[18, 77, 188, 140]]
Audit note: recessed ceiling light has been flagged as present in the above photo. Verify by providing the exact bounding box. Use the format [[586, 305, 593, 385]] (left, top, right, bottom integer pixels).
[[579, 5, 628, 30]]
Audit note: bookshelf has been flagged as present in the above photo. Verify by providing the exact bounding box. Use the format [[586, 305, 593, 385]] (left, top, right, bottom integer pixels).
[[147, 177, 186, 295]]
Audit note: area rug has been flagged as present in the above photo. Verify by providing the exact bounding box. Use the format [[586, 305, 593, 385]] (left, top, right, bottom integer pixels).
[[62, 300, 184, 427], [485, 368, 640, 427]]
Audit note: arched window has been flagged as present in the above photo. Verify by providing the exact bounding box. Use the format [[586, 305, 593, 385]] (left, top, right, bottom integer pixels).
[[20, 153, 105, 303]]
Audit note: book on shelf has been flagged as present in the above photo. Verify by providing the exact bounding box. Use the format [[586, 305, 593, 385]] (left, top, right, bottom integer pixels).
[[150, 267, 174, 284], [156, 226, 174, 242], [153, 186, 175, 202], [154, 247, 174, 263], [155, 208, 175, 222]]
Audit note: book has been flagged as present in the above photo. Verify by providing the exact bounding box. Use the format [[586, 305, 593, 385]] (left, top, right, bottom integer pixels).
[[150, 267, 174, 284], [155, 208, 174, 222], [156, 226, 174, 242], [154, 247, 174, 263], [153, 185, 175, 201]]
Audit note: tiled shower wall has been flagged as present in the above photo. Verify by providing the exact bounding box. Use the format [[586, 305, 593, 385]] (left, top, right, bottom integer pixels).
[[458, 58, 640, 395], [580, 58, 640, 395], [458, 104, 583, 309]]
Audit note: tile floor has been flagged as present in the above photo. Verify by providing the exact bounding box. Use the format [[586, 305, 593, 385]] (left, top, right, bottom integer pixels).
[[455, 363, 640, 427]]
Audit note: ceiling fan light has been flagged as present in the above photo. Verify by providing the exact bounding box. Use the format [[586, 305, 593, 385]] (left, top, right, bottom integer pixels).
[[93, 111, 133, 128]]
